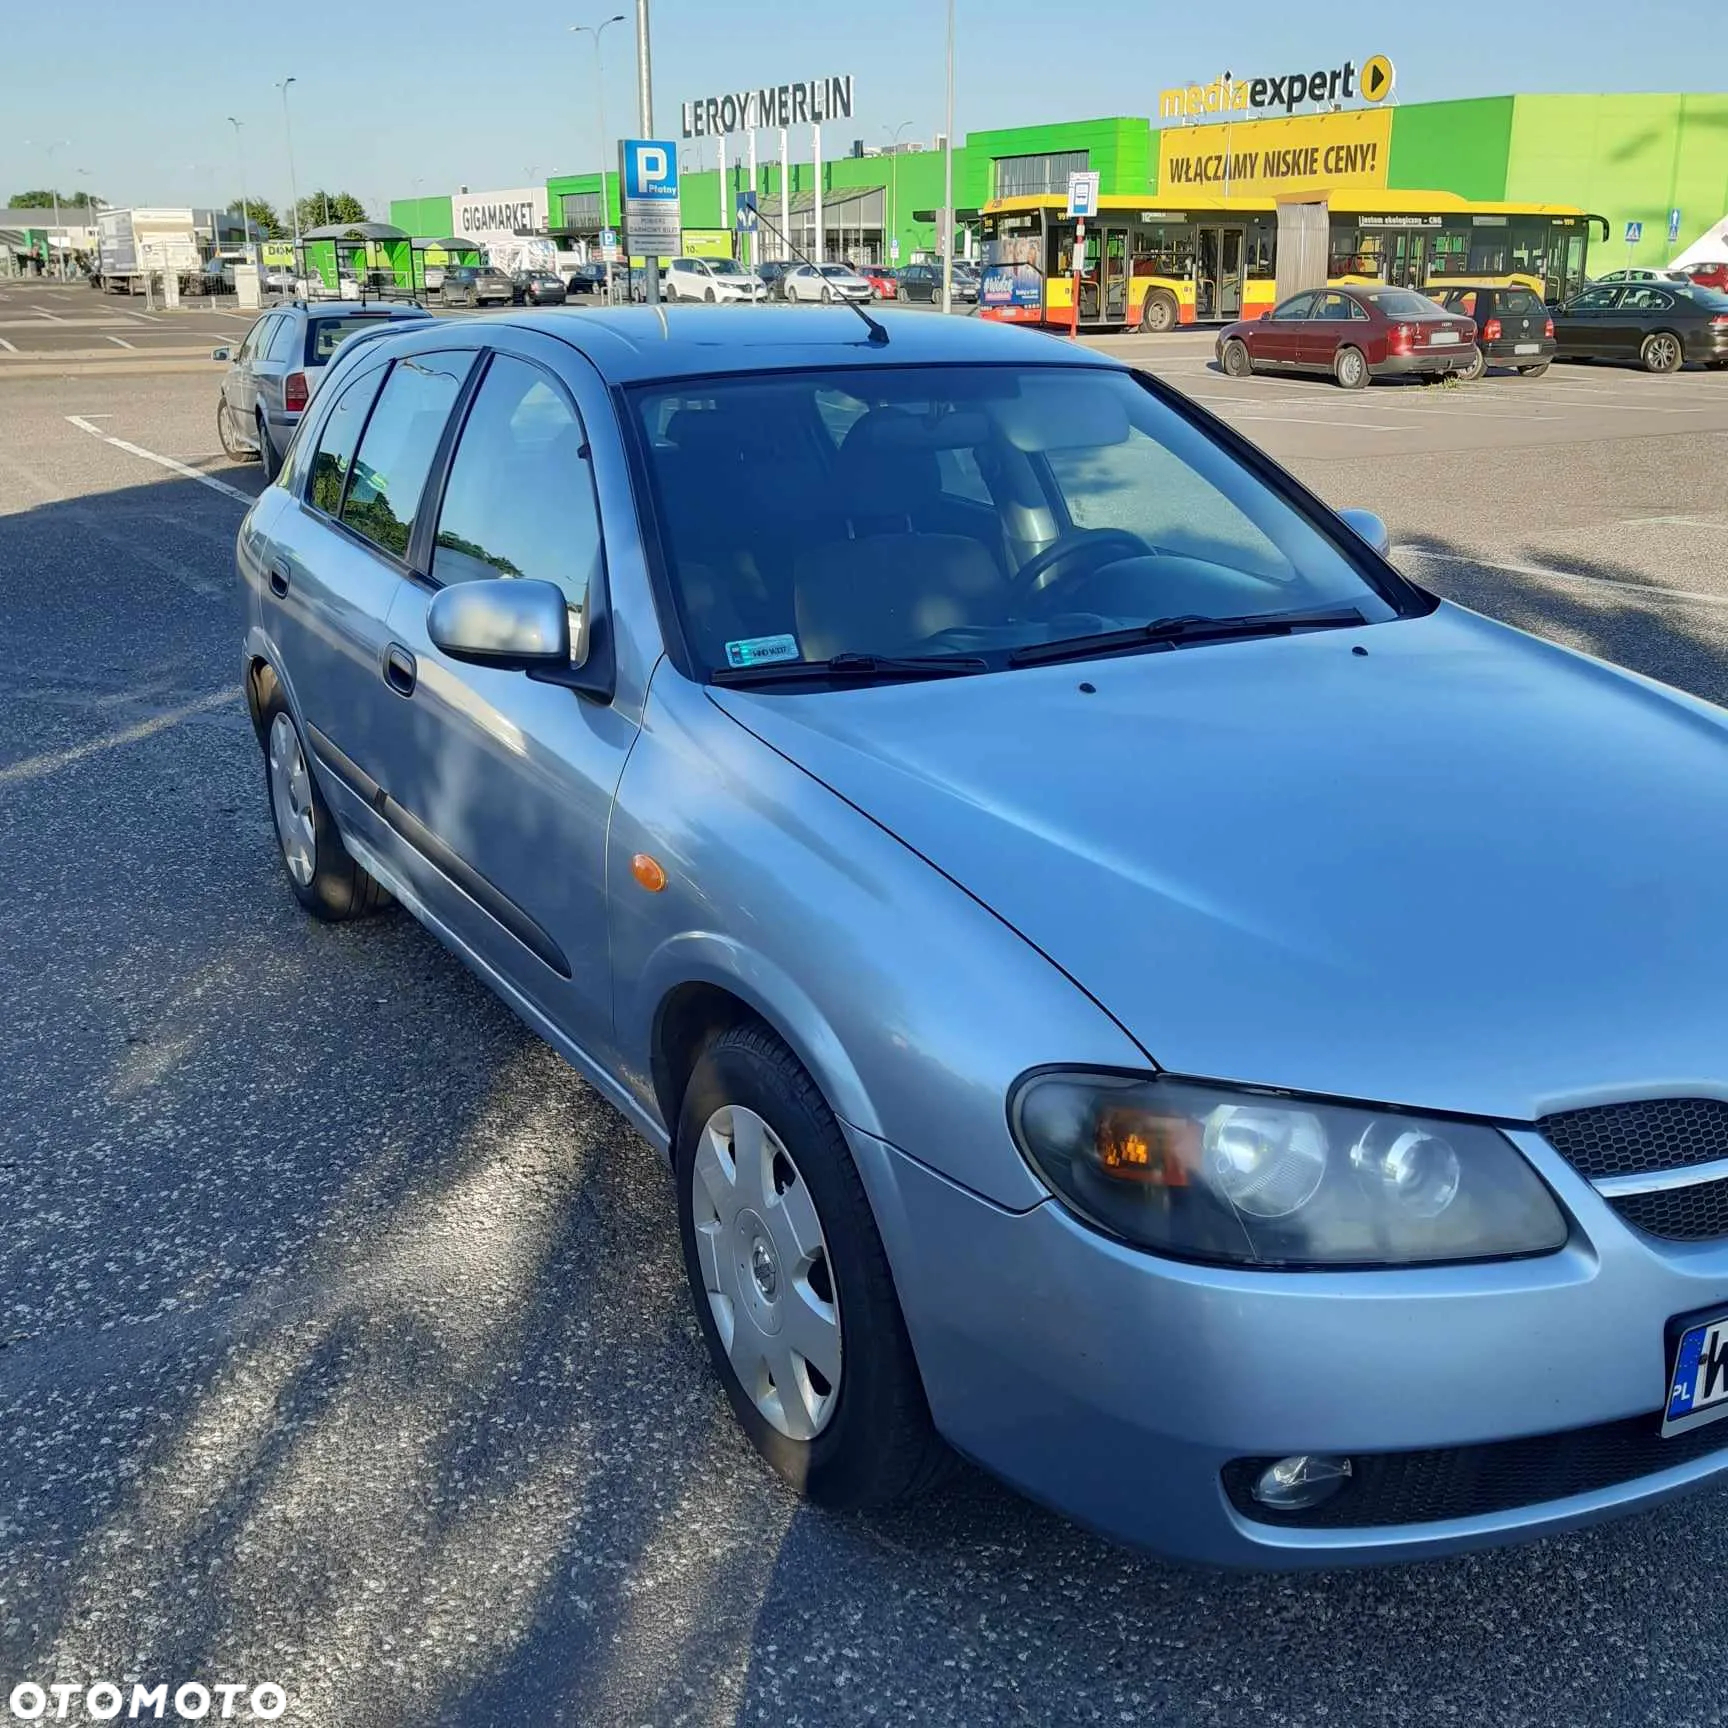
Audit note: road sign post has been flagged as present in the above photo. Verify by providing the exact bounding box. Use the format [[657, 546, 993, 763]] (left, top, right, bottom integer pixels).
[[1065, 171, 1100, 341], [620, 138, 682, 283]]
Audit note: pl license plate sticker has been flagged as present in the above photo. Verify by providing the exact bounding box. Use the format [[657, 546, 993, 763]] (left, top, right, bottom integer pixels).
[[1664, 1313, 1728, 1436], [1515, 342, 1542, 354], [1429, 330, 1460, 344], [724, 633, 800, 669]]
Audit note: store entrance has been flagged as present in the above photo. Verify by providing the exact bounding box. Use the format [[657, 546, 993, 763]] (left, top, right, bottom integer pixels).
[[1194, 226, 1245, 320]]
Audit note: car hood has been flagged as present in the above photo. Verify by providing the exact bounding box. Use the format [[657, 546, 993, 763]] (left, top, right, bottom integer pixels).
[[710, 603, 1728, 1121]]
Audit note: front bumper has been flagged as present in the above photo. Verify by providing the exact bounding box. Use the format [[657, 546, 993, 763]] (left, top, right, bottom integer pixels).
[[847, 1123, 1728, 1567]]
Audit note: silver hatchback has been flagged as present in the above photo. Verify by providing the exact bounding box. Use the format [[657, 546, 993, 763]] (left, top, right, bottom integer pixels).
[[214, 301, 431, 478], [237, 306, 1728, 1568]]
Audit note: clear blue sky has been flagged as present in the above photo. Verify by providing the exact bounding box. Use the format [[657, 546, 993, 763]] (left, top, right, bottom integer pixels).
[[6, 0, 1725, 214]]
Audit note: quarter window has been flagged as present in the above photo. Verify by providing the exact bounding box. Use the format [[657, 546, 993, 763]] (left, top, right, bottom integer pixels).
[[340, 351, 475, 558], [432, 356, 601, 631], [307, 364, 389, 516]]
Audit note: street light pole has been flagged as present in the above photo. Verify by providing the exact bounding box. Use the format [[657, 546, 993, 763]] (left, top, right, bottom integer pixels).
[[276, 78, 301, 260], [941, 0, 955, 314], [886, 120, 914, 263], [570, 16, 626, 299], [227, 117, 255, 268]]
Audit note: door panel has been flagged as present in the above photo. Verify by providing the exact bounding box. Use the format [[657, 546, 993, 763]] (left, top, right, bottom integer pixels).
[[1217, 229, 1244, 319], [372, 347, 640, 1051], [1102, 228, 1129, 323]]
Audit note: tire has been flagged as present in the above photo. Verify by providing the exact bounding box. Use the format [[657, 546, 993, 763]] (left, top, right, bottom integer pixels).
[[1459, 346, 1486, 383], [1519, 361, 1551, 378], [674, 1022, 951, 1508], [1641, 330, 1683, 374], [258, 686, 390, 921], [822, 285, 834, 304], [1333, 345, 1369, 390], [256, 413, 280, 482], [706, 286, 717, 304], [896, 285, 908, 303], [218, 398, 257, 463], [1220, 338, 1252, 379], [1139, 290, 1179, 334]]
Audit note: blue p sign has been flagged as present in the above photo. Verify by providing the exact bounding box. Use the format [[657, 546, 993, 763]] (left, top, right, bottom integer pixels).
[[623, 140, 678, 200]]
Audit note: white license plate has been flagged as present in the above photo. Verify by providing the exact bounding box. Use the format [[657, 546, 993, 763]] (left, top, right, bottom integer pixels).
[[1428, 330, 1460, 345], [1514, 342, 1541, 354], [1665, 1310, 1728, 1437]]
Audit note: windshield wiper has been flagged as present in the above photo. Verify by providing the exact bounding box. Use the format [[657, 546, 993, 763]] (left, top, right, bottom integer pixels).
[[1007, 604, 1367, 669], [711, 650, 990, 687]]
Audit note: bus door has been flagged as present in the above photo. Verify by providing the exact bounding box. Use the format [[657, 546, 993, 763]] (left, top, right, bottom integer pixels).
[[1386, 230, 1428, 288], [1546, 228, 1586, 303], [1101, 227, 1130, 321], [1194, 226, 1246, 320]]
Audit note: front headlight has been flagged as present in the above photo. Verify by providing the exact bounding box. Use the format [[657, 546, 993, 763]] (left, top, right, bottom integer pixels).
[[1010, 1072, 1567, 1268]]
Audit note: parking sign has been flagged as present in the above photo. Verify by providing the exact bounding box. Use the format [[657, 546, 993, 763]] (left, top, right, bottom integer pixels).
[[620, 139, 681, 257], [1065, 171, 1100, 220]]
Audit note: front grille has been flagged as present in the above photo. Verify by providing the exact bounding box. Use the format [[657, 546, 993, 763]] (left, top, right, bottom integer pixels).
[[1608, 1181, 1728, 1243], [1539, 1098, 1728, 1180], [1224, 1410, 1728, 1529]]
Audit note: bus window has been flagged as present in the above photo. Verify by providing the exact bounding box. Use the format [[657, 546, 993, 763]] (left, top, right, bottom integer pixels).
[[1429, 226, 1470, 276], [1510, 220, 1549, 280], [1246, 218, 1276, 281], [1329, 229, 1384, 279], [1130, 223, 1188, 279]]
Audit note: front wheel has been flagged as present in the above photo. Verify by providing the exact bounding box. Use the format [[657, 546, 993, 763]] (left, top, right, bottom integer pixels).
[[1220, 338, 1252, 379], [1333, 345, 1369, 390], [1139, 290, 1179, 334], [821, 285, 833, 304], [675, 1023, 951, 1508], [1641, 330, 1683, 374], [705, 286, 717, 304], [218, 398, 256, 462]]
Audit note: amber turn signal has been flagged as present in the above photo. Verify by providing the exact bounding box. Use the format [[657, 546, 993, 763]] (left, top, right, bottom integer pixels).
[[1094, 1108, 1198, 1186], [631, 852, 668, 892]]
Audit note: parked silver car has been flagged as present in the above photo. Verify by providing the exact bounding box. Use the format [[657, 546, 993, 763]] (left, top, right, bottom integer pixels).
[[782, 262, 873, 303], [213, 302, 431, 477], [237, 306, 1728, 1567]]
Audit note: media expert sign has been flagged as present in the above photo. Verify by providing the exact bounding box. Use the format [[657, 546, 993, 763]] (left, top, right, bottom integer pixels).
[[680, 76, 853, 138], [1160, 55, 1393, 121], [620, 140, 681, 256], [452, 187, 549, 246], [1157, 109, 1392, 198]]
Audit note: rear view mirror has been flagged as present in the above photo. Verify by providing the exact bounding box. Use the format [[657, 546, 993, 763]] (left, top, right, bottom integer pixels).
[[211, 346, 232, 362], [996, 374, 1130, 452], [426, 578, 614, 701], [1337, 508, 1391, 557]]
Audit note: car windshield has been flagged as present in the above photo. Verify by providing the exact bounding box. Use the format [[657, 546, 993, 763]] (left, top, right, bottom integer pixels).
[[309, 316, 393, 362], [632, 364, 1405, 680], [707, 259, 745, 275], [1359, 288, 1443, 317]]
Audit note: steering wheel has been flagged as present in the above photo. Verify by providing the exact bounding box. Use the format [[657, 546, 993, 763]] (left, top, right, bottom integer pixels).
[[1017, 529, 1152, 602]]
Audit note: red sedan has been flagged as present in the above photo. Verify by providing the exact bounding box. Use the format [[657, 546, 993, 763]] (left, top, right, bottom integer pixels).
[[860, 265, 898, 299], [1215, 286, 1478, 389], [1683, 261, 1728, 293]]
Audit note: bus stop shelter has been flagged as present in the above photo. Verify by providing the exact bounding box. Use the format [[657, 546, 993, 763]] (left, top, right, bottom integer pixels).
[[299, 221, 414, 298], [408, 236, 481, 297]]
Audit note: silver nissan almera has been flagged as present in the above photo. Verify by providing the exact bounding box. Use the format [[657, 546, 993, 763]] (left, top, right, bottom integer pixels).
[[236, 305, 1728, 1566]]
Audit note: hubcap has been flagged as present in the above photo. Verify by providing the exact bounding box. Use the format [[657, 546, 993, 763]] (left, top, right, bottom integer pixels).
[[692, 1104, 841, 1440], [1652, 336, 1678, 369], [267, 711, 316, 887]]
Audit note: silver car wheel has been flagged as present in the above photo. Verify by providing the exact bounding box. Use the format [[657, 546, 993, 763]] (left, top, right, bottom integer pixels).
[[692, 1103, 842, 1441], [267, 711, 316, 887]]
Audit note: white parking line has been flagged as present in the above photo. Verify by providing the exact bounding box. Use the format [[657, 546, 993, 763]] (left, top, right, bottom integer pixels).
[[0, 337, 15, 353], [1396, 546, 1728, 610], [103, 335, 135, 349], [65, 415, 255, 506], [30, 304, 67, 321], [1219, 409, 1414, 432]]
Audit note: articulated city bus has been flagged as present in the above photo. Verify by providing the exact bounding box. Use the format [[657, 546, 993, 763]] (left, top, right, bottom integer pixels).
[[978, 192, 1609, 332]]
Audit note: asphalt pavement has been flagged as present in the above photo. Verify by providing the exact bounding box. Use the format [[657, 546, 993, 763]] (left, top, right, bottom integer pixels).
[[4, 281, 1728, 1727]]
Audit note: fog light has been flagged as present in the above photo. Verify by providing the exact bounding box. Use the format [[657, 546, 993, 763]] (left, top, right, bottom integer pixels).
[[1251, 1453, 1353, 1512]]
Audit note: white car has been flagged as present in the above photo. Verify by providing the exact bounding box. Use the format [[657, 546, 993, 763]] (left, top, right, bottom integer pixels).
[[1591, 268, 1691, 285], [664, 256, 766, 302], [783, 263, 874, 304]]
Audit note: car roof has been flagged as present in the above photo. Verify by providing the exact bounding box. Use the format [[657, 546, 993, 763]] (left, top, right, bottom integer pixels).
[[281, 301, 430, 320], [418, 304, 1119, 384]]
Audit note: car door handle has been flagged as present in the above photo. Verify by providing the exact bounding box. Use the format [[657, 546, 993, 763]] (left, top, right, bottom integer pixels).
[[383, 644, 417, 697], [268, 563, 290, 598]]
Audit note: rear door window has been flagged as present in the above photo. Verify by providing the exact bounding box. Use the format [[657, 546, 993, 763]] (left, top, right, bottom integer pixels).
[[339, 352, 476, 558], [307, 364, 390, 514]]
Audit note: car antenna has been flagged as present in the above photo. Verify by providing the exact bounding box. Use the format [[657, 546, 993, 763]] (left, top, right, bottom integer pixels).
[[749, 204, 889, 345]]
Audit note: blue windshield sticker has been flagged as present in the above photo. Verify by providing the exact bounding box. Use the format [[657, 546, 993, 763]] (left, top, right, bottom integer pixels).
[[725, 634, 800, 668]]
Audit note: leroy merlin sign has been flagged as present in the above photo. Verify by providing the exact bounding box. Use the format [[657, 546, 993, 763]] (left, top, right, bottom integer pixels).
[[1160, 55, 1394, 120]]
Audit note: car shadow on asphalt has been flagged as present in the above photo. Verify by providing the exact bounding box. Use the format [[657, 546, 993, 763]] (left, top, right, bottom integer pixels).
[[5, 471, 1728, 1726]]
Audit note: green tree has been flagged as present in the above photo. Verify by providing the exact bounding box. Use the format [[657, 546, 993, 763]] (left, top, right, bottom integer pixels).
[[227, 197, 284, 239], [296, 190, 369, 231], [10, 189, 62, 209]]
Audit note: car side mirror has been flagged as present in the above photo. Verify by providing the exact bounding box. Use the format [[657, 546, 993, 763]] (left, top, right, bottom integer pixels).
[[211, 346, 232, 362], [426, 577, 614, 701], [1337, 508, 1391, 558], [1258, 310, 1273, 321]]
